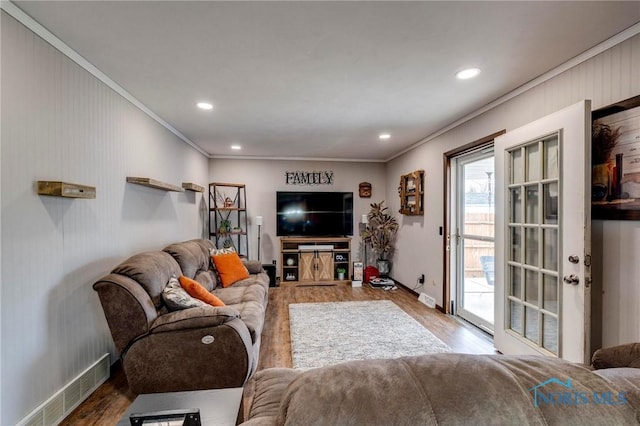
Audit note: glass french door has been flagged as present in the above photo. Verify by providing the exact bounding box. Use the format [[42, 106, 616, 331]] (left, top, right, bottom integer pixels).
[[495, 100, 592, 363], [453, 149, 495, 333]]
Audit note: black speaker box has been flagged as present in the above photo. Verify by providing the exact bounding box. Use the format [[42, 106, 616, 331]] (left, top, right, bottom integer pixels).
[[262, 264, 277, 287]]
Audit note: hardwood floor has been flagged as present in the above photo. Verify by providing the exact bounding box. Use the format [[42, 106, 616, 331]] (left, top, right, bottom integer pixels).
[[61, 284, 496, 425]]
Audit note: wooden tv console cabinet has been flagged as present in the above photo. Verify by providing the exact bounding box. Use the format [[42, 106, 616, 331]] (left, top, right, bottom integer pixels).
[[280, 237, 352, 286]]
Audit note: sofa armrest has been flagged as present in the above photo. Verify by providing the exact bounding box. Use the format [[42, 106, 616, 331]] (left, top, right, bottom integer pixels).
[[150, 306, 241, 333], [242, 259, 265, 274], [123, 318, 255, 394], [93, 274, 158, 354], [592, 343, 640, 369]]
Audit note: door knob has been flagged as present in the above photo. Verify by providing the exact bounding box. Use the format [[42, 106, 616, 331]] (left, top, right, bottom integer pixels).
[[563, 274, 580, 285], [568, 255, 579, 264]]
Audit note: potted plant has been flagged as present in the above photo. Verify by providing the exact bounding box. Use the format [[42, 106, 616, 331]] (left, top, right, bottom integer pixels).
[[336, 267, 346, 280], [218, 219, 232, 234], [361, 201, 398, 276]]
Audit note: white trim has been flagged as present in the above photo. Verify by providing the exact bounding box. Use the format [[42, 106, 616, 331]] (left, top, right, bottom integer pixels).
[[386, 22, 640, 162], [210, 154, 385, 163], [0, 1, 210, 158]]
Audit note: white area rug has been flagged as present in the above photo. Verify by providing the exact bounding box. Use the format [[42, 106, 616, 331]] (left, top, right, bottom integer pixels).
[[289, 300, 452, 369]]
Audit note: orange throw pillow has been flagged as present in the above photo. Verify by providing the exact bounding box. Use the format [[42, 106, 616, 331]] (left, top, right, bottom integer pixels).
[[179, 275, 225, 307], [212, 252, 250, 287]]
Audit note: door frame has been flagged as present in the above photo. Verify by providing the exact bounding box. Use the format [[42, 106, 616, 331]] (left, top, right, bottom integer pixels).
[[443, 130, 505, 314]]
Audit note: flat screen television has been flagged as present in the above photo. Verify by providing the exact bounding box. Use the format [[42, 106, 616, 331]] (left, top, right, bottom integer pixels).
[[276, 191, 353, 237]]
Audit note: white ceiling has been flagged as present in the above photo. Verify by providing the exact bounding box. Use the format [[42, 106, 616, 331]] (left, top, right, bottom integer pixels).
[[12, 1, 640, 161]]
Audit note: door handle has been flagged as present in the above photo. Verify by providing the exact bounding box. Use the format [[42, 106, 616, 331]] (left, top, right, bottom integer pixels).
[[563, 274, 579, 285]]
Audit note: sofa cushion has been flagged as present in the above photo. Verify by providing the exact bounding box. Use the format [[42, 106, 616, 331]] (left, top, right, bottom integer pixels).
[[592, 343, 640, 369], [269, 354, 639, 426], [111, 251, 182, 309], [248, 369, 302, 420], [212, 252, 250, 287], [242, 259, 265, 275], [232, 272, 270, 293], [162, 276, 206, 310], [214, 285, 266, 306], [221, 300, 264, 343], [179, 275, 226, 307], [150, 305, 241, 333], [164, 240, 218, 291]]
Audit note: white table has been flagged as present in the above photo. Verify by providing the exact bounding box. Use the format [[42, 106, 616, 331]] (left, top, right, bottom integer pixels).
[[117, 388, 244, 426]]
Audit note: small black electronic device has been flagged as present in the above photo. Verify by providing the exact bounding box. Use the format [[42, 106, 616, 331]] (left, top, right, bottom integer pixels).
[[130, 408, 201, 426]]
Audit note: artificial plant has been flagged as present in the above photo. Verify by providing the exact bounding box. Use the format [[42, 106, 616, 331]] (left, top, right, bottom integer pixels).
[[362, 200, 399, 261]]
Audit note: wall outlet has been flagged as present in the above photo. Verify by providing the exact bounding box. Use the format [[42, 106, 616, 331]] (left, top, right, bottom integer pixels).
[[432, 279, 437, 286], [418, 293, 436, 308], [418, 274, 425, 284]]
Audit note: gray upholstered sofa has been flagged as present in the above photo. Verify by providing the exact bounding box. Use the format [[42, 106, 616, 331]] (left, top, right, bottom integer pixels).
[[241, 344, 640, 425], [93, 239, 269, 394]]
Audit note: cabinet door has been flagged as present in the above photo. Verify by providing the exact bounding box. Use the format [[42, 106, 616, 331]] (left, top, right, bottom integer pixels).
[[317, 252, 334, 281], [299, 252, 315, 282]]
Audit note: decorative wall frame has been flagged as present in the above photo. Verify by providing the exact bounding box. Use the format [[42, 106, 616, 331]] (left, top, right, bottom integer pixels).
[[358, 182, 372, 198], [591, 95, 640, 220]]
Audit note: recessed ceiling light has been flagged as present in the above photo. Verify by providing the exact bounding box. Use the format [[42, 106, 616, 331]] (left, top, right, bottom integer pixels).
[[230, 145, 241, 150], [379, 133, 391, 140], [196, 102, 213, 110], [456, 68, 481, 80]]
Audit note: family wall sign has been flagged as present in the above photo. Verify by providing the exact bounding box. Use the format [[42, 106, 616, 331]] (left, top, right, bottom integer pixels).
[[285, 170, 334, 185]]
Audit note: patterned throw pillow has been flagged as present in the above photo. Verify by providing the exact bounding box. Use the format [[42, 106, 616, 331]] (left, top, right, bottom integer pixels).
[[162, 276, 206, 311], [210, 246, 236, 256]]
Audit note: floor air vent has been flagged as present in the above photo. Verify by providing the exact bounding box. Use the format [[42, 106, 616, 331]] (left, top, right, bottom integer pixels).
[[18, 353, 110, 426]]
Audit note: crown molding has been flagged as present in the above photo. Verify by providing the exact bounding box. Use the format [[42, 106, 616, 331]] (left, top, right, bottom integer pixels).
[[209, 154, 386, 163]]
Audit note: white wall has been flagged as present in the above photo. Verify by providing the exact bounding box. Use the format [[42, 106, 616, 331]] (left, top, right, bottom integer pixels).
[[209, 159, 386, 266], [387, 33, 640, 346], [1, 12, 209, 425]]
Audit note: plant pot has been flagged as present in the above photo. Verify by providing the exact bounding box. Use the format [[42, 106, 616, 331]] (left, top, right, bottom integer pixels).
[[337, 272, 345, 280], [376, 259, 391, 277]]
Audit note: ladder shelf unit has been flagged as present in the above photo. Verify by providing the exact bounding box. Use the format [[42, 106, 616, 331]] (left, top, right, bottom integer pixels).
[[209, 182, 249, 257]]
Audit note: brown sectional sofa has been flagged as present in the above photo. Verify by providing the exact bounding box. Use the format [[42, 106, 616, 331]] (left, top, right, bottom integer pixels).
[[241, 344, 640, 425], [93, 239, 269, 394]]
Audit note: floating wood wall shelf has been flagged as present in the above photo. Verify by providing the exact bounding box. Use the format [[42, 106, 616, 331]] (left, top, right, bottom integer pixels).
[[126, 177, 184, 192], [37, 181, 96, 199], [182, 182, 204, 192]]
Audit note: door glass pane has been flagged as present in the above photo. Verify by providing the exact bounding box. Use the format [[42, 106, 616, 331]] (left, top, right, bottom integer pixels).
[[525, 228, 539, 266], [463, 157, 494, 238], [510, 301, 523, 334], [510, 227, 521, 262], [542, 314, 558, 354], [543, 228, 558, 271], [509, 266, 521, 298], [525, 306, 540, 344], [544, 136, 559, 179], [456, 151, 495, 332], [543, 274, 558, 314], [511, 148, 524, 184], [526, 143, 540, 182], [460, 239, 494, 325], [525, 186, 539, 224], [525, 270, 539, 304], [510, 188, 522, 223], [543, 183, 558, 224]]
